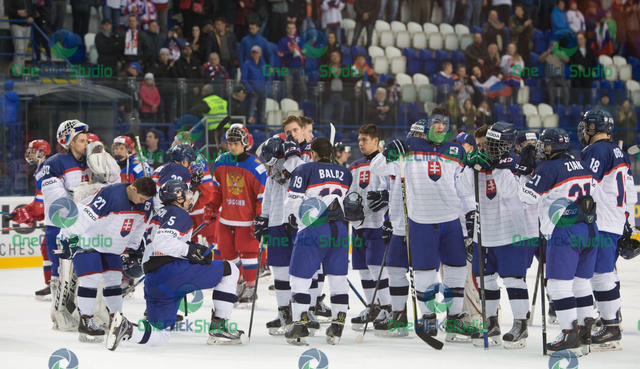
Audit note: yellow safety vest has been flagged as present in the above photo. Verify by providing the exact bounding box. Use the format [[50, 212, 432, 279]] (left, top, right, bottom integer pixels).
[[204, 95, 230, 131]]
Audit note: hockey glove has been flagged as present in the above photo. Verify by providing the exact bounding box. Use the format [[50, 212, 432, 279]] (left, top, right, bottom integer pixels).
[[465, 211, 475, 239], [282, 136, 301, 159], [121, 249, 144, 279], [367, 190, 389, 212], [382, 218, 393, 246], [59, 235, 80, 260], [515, 144, 538, 176], [382, 139, 409, 162], [203, 203, 215, 226], [464, 237, 474, 263], [9, 206, 35, 227], [465, 149, 492, 171], [253, 216, 269, 239], [185, 241, 212, 265]]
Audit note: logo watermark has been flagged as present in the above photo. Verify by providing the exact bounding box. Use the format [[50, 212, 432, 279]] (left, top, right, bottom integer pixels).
[[178, 288, 204, 314], [387, 318, 485, 333], [551, 30, 578, 59], [423, 283, 453, 313], [48, 348, 78, 369], [548, 349, 579, 369], [49, 197, 79, 229], [138, 318, 240, 334], [549, 198, 579, 229], [300, 28, 328, 59], [513, 234, 615, 248], [299, 198, 328, 228], [298, 348, 329, 369]]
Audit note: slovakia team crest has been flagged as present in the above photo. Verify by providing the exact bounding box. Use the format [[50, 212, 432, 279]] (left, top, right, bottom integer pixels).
[[359, 170, 370, 189], [120, 218, 135, 237], [428, 161, 441, 181], [486, 179, 497, 200]]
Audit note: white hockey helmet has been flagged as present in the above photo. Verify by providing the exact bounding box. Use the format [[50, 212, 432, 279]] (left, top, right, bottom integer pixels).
[[57, 120, 89, 149]]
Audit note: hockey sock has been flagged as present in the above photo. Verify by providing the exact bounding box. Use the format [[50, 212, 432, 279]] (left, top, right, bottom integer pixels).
[[240, 253, 259, 288], [41, 244, 52, 284], [290, 275, 313, 321], [272, 266, 292, 307], [368, 265, 392, 306], [317, 270, 325, 298], [573, 277, 593, 326], [309, 270, 320, 306], [103, 270, 123, 313], [130, 320, 172, 346], [213, 263, 239, 320], [387, 267, 409, 312], [548, 279, 577, 330], [359, 269, 376, 305], [476, 273, 500, 318], [443, 265, 466, 315], [228, 257, 244, 284], [591, 272, 621, 320], [414, 269, 438, 315], [77, 273, 101, 315], [327, 274, 349, 319], [503, 277, 529, 320]]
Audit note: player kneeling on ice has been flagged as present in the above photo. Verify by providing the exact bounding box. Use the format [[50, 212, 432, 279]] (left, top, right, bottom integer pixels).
[[283, 137, 353, 346], [57, 177, 156, 343], [107, 180, 244, 350], [518, 128, 600, 356]]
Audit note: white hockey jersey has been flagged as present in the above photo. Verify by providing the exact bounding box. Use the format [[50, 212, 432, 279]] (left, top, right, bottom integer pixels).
[[262, 156, 306, 227], [369, 153, 405, 236], [347, 151, 390, 229], [40, 153, 91, 227], [142, 204, 193, 267]]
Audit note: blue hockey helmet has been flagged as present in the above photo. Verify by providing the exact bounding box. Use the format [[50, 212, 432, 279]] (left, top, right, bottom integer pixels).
[[159, 179, 191, 205], [259, 134, 285, 167], [537, 128, 570, 159], [580, 108, 614, 140], [343, 192, 365, 223], [485, 121, 516, 160], [171, 144, 196, 164], [516, 131, 538, 145], [408, 119, 428, 138]]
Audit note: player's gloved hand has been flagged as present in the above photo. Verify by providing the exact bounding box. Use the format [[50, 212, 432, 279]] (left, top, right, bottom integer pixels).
[[121, 249, 144, 279], [382, 139, 409, 162], [59, 235, 80, 260], [367, 190, 389, 212], [185, 241, 212, 265], [282, 136, 301, 159], [9, 206, 35, 227], [382, 218, 392, 246], [285, 214, 298, 235], [465, 149, 492, 171], [203, 203, 215, 226], [516, 144, 538, 176], [465, 211, 475, 239], [464, 237, 474, 263], [253, 216, 269, 239]]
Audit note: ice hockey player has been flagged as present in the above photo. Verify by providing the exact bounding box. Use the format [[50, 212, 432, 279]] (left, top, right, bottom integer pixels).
[[203, 124, 266, 304], [5, 139, 52, 299], [150, 144, 194, 209], [334, 142, 351, 167], [41, 120, 91, 330], [299, 116, 315, 161], [57, 177, 156, 342], [283, 137, 353, 345], [578, 109, 635, 351], [345, 124, 392, 331], [514, 131, 538, 155], [457, 121, 535, 349], [517, 128, 601, 355], [111, 135, 151, 182], [106, 179, 244, 350]]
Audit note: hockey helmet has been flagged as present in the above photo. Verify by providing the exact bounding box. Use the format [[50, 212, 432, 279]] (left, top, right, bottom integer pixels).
[[408, 119, 428, 138], [171, 144, 196, 165], [618, 226, 640, 260], [57, 120, 89, 149], [516, 131, 538, 146], [579, 108, 615, 145], [112, 136, 135, 154], [86, 133, 101, 143], [226, 124, 254, 149], [159, 179, 191, 206], [259, 135, 285, 167], [343, 192, 365, 223], [484, 121, 516, 161], [536, 128, 571, 159], [25, 139, 51, 165], [121, 253, 144, 279]]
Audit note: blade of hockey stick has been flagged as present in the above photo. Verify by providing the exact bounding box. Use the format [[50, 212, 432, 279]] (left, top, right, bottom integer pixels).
[[330, 123, 336, 145], [628, 145, 639, 155]]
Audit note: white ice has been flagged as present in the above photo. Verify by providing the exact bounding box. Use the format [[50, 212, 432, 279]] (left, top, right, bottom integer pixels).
[[2, 258, 640, 369]]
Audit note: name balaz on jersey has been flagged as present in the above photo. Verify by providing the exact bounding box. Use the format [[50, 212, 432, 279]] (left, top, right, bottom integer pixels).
[[581, 141, 636, 234], [59, 183, 153, 254], [142, 205, 194, 265], [40, 153, 91, 226], [120, 152, 151, 183], [348, 153, 390, 229], [285, 162, 353, 231]]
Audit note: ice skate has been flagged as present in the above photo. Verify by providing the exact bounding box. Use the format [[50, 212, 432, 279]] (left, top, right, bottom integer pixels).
[[207, 316, 245, 345], [285, 312, 310, 346], [236, 286, 256, 307], [502, 319, 528, 349], [235, 279, 246, 303], [579, 317, 595, 356], [445, 313, 476, 343], [351, 304, 379, 331], [416, 313, 438, 337], [472, 316, 502, 347], [307, 309, 320, 336], [106, 312, 133, 351], [548, 301, 558, 325], [266, 305, 293, 336], [78, 314, 105, 343], [591, 319, 622, 352], [374, 308, 409, 337], [546, 320, 582, 356], [371, 304, 391, 331], [35, 285, 51, 301], [313, 294, 332, 323], [326, 312, 346, 345]]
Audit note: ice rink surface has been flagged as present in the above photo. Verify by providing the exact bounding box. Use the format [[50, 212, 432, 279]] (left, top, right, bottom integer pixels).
[[2, 257, 639, 369]]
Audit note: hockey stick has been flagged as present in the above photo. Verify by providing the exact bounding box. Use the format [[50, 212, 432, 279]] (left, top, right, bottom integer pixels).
[[122, 276, 146, 298], [129, 117, 150, 177], [356, 235, 392, 343], [329, 123, 336, 145], [540, 242, 547, 355], [528, 247, 542, 327], [348, 278, 368, 307], [628, 145, 640, 155], [247, 236, 264, 342], [473, 168, 489, 350], [398, 155, 443, 350]]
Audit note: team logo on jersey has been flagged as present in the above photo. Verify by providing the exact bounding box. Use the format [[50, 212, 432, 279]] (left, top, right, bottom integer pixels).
[[226, 173, 245, 195], [422, 283, 453, 314], [298, 348, 329, 369], [48, 348, 79, 369], [120, 218, 135, 237], [358, 170, 370, 189], [548, 349, 579, 369], [486, 179, 497, 200], [428, 161, 442, 181], [49, 197, 79, 228]]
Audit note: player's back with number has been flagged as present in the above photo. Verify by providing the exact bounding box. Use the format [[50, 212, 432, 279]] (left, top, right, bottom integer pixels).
[[142, 205, 194, 270]]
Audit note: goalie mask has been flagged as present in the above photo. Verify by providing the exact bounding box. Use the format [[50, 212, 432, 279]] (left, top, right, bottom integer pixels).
[[57, 120, 88, 149], [25, 139, 51, 165], [343, 192, 365, 223], [484, 121, 516, 161]]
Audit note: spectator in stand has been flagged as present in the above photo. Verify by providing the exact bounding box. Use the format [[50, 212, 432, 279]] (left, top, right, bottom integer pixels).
[[121, 15, 150, 71], [539, 41, 570, 106], [71, 0, 92, 40], [7, 0, 34, 69], [352, 52, 376, 106], [599, 95, 615, 117], [203, 52, 229, 97], [321, 50, 356, 124], [174, 42, 202, 109], [460, 98, 477, 128], [445, 93, 461, 128], [569, 31, 596, 104], [367, 87, 395, 125], [145, 129, 165, 169], [267, 0, 291, 43], [229, 85, 248, 123], [476, 101, 492, 127], [617, 99, 637, 149], [593, 17, 615, 56], [470, 65, 488, 105], [123, 0, 157, 31], [152, 0, 169, 39], [408, 0, 432, 25], [241, 46, 269, 125], [442, 0, 457, 25], [432, 61, 456, 102], [492, 0, 512, 24], [164, 26, 185, 62], [509, 4, 533, 71], [240, 22, 271, 65], [484, 43, 502, 77], [151, 48, 177, 122], [206, 17, 240, 77], [483, 10, 507, 53], [454, 65, 474, 104], [96, 19, 122, 75], [625, 1, 640, 59], [140, 73, 161, 123], [352, 52, 376, 82], [612, 0, 626, 54], [322, 0, 345, 37], [567, 0, 585, 33], [352, 0, 380, 49], [517, 0, 538, 21], [321, 32, 343, 66], [146, 20, 164, 67], [48, 0, 66, 31], [551, 0, 570, 33], [103, 0, 122, 34], [235, 0, 256, 40], [465, 33, 489, 72], [378, 0, 398, 22], [189, 25, 206, 64], [585, 1, 602, 37], [278, 22, 307, 100], [500, 43, 524, 103]]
